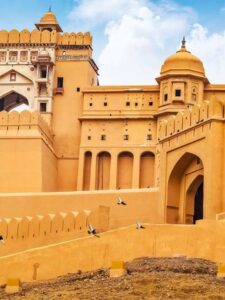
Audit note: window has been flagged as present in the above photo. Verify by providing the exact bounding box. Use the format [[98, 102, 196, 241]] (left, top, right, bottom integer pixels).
[[20, 51, 28, 62], [40, 66, 47, 78], [192, 93, 197, 101], [123, 134, 129, 140], [164, 94, 168, 101], [147, 134, 152, 140], [57, 77, 64, 88], [175, 89, 181, 97], [40, 102, 47, 112], [101, 134, 106, 140], [87, 136, 91, 140], [77, 87, 80, 92], [30, 51, 38, 62], [104, 102, 107, 106], [9, 51, 18, 62], [89, 103, 93, 107], [149, 101, 153, 106], [10, 72, 16, 82], [135, 102, 138, 106], [126, 101, 130, 106], [0, 52, 6, 62]]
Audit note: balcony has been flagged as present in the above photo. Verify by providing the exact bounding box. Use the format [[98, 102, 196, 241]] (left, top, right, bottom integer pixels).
[[53, 87, 64, 95]]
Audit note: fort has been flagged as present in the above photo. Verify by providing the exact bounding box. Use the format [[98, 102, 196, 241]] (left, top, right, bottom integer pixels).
[[0, 9, 225, 283]]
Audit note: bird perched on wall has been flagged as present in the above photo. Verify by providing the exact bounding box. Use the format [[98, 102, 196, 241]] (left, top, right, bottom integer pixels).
[[87, 224, 100, 238], [136, 221, 145, 229], [117, 196, 127, 205], [0, 235, 5, 243]]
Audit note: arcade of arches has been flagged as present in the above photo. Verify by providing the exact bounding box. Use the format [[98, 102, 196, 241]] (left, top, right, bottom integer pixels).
[[82, 151, 155, 190], [167, 153, 204, 225]]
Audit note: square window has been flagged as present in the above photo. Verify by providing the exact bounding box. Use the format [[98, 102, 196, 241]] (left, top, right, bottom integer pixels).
[[123, 134, 129, 140], [89, 103, 93, 106], [40, 102, 47, 112], [126, 102, 130, 106], [101, 134, 106, 140], [175, 89, 181, 97], [135, 102, 138, 106], [77, 87, 80, 92], [164, 94, 168, 101], [87, 136, 91, 140], [104, 102, 108, 106], [149, 101, 153, 106]]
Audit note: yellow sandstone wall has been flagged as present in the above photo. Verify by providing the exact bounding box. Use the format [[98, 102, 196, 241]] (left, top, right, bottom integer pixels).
[[0, 220, 225, 284]]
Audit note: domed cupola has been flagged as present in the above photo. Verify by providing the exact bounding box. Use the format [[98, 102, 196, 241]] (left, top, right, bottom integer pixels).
[[35, 7, 63, 33], [156, 38, 209, 109]]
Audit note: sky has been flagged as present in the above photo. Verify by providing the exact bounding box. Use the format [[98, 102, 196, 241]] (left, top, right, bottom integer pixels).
[[1, 0, 225, 85]]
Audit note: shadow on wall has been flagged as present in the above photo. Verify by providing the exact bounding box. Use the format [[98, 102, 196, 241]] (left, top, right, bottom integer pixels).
[[0, 206, 110, 249]]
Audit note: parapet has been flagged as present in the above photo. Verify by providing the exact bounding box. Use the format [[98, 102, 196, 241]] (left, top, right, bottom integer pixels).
[[158, 100, 224, 141], [0, 110, 52, 142], [0, 29, 92, 46]]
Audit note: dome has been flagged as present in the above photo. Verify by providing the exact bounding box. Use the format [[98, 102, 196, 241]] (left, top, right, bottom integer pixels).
[[40, 11, 58, 25], [35, 8, 63, 32], [160, 38, 205, 78]]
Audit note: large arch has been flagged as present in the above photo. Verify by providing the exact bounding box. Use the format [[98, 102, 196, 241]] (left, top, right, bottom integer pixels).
[[117, 151, 133, 189], [0, 91, 29, 111], [96, 151, 111, 190], [167, 152, 204, 224], [139, 151, 155, 188]]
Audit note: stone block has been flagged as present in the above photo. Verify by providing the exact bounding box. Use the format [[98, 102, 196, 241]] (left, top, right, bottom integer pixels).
[[5, 278, 21, 293], [110, 261, 127, 278], [217, 264, 225, 278]]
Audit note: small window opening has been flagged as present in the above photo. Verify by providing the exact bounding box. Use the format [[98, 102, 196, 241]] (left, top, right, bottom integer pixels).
[[57, 77, 64, 88], [192, 94, 197, 101], [104, 102, 108, 106], [87, 136, 91, 140], [147, 134, 152, 140], [40, 66, 47, 78], [77, 87, 80, 92], [10, 72, 16, 82], [126, 102, 130, 106], [149, 101, 153, 106], [40, 102, 47, 112], [135, 102, 138, 106], [89, 103, 93, 107], [101, 134, 106, 140], [164, 94, 168, 101], [123, 134, 129, 140], [175, 89, 181, 97]]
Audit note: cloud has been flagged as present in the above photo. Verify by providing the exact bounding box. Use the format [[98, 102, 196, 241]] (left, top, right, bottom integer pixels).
[[69, 0, 225, 85]]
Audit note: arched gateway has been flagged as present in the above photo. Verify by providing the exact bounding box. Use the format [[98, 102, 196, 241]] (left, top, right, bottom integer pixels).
[[167, 152, 204, 224], [0, 91, 29, 111]]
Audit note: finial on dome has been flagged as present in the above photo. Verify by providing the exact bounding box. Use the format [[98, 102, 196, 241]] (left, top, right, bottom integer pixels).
[[49, 5, 52, 12], [181, 36, 186, 49]]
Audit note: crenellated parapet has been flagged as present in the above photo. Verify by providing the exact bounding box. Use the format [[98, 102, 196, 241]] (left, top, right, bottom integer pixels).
[[0, 29, 92, 46], [0, 110, 52, 142], [0, 206, 109, 248], [158, 100, 224, 141]]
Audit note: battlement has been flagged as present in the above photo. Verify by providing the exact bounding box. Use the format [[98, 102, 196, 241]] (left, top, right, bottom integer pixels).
[[0, 29, 92, 46], [158, 100, 224, 141], [0, 110, 52, 142]]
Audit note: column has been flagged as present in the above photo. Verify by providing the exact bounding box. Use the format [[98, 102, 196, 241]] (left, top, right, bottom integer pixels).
[[76, 150, 85, 191], [109, 152, 117, 189], [132, 153, 140, 189], [90, 151, 97, 190]]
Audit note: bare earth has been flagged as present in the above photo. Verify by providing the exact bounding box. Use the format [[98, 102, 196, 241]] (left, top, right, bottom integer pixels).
[[1, 257, 225, 300]]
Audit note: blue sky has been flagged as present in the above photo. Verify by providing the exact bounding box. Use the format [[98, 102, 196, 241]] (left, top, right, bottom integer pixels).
[[1, 0, 225, 84]]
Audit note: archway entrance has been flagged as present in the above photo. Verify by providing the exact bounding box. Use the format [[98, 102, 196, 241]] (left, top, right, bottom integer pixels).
[[167, 153, 204, 224], [0, 91, 29, 111]]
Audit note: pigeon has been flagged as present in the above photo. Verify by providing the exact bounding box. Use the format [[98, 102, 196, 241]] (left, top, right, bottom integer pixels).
[[0, 235, 5, 243], [117, 196, 127, 205], [136, 221, 145, 229], [87, 224, 100, 238]]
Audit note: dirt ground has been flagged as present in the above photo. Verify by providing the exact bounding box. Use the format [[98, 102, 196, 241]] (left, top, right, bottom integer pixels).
[[1, 257, 225, 300]]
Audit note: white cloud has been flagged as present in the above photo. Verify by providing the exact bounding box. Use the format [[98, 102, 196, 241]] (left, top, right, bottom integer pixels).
[[69, 0, 225, 85]]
